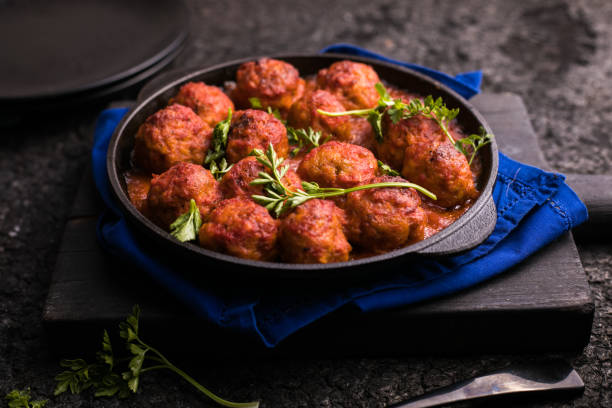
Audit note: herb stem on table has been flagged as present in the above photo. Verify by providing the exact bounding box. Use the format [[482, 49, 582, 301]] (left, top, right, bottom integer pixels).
[[54, 305, 259, 408], [249, 144, 436, 217]]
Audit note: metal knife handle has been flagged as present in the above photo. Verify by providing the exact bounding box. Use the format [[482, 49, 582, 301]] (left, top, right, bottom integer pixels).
[[387, 361, 584, 408]]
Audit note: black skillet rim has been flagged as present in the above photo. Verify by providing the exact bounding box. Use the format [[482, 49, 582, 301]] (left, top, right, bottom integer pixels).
[[107, 53, 499, 273]]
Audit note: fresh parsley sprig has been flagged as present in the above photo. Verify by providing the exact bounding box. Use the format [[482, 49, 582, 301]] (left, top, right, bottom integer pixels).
[[205, 109, 234, 180], [453, 127, 494, 165], [5, 389, 48, 408], [170, 199, 202, 242], [286, 126, 323, 156], [55, 306, 259, 408], [249, 144, 436, 217], [316, 82, 493, 163]]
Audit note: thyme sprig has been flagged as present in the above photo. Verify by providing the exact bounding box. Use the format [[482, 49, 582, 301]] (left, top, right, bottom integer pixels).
[[317, 83, 493, 163], [55, 306, 259, 408], [286, 126, 323, 156], [205, 109, 234, 180], [249, 144, 436, 217]]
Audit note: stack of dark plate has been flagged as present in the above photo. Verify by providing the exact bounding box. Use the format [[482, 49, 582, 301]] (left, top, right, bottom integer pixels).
[[0, 0, 188, 122]]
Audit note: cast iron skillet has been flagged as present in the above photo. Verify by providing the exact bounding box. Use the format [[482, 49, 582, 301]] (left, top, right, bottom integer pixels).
[[107, 54, 499, 278]]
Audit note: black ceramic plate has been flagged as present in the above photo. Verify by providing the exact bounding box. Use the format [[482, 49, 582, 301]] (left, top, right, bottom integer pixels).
[[0, 0, 188, 101], [107, 54, 499, 277]]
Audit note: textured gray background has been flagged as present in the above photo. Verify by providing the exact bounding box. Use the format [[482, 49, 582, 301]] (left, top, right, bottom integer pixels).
[[1, 0, 611, 407]]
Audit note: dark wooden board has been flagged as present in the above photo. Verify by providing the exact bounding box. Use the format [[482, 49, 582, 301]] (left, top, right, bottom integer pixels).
[[43, 93, 594, 356]]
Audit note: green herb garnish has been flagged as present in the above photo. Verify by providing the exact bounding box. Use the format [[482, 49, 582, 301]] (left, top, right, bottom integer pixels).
[[169, 199, 202, 242], [205, 108, 233, 168], [453, 127, 494, 165], [249, 144, 436, 217], [55, 306, 259, 408], [377, 160, 400, 176], [286, 126, 323, 156], [5, 389, 48, 408], [317, 82, 492, 163], [248, 97, 283, 121], [210, 158, 233, 180]]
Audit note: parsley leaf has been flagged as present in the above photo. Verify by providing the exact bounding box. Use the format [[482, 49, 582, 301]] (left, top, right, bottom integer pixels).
[[454, 127, 494, 165], [5, 389, 48, 408], [205, 109, 233, 172], [169, 199, 202, 242]]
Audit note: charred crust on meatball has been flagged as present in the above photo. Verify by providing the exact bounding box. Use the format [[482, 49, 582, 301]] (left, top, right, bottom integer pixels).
[[198, 197, 279, 261]]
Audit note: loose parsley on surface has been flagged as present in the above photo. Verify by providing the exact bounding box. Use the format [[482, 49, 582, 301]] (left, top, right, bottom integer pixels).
[[54, 306, 259, 408], [5, 389, 48, 408], [317, 82, 493, 162], [249, 144, 436, 217], [169, 199, 202, 242]]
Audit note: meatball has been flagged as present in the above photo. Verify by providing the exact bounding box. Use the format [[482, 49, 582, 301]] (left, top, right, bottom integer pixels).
[[147, 162, 222, 230], [226, 109, 289, 163], [376, 112, 443, 171], [133, 104, 212, 174], [288, 89, 375, 149], [279, 199, 351, 264], [168, 82, 234, 128], [402, 138, 478, 208], [198, 198, 279, 261], [297, 141, 377, 188], [316, 60, 380, 110], [344, 176, 426, 252], [233, 58, 305, 116], [220, 156, 302, 199]]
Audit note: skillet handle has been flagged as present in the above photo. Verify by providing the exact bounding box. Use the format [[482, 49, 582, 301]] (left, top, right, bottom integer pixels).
[[416, 194, 497, 256]]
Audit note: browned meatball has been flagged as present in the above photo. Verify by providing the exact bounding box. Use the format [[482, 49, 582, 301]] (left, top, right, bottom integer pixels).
[[316, 60, 380, 110], [288, 89, 375, 149], [146, 162, 222, 230], [133, 104, 212, 174], [169, 82, 234, 128], [376, 112, 443, 171], [402, 138, 478, 208], [220, 156, 302, 199], [198, 197, 279, 261], [344, 176, 426, 252], [279, 199, 351, 263], [297, 141, 377, 188], [226, 109, 289, 163], [232, 58, 305, 116]]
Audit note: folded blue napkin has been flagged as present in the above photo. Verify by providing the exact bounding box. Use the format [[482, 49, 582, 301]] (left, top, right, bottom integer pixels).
[[92, 45, 587, 347]]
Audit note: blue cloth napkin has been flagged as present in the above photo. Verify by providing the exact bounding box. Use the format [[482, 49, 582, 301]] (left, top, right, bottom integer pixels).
[[92, 46, 588, 347]]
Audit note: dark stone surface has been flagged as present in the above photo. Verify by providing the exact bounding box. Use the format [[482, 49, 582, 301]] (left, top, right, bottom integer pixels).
[[0, 0, 610, 407]]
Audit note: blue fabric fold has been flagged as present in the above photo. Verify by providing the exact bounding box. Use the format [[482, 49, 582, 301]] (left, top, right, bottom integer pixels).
[[91, 47, 587, 347]]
